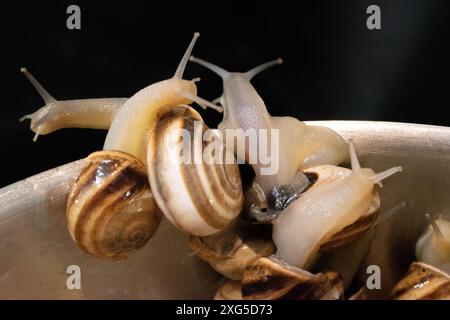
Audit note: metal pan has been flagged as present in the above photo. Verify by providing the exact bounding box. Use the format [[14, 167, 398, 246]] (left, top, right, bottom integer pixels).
[[0, 121, 449, 299]]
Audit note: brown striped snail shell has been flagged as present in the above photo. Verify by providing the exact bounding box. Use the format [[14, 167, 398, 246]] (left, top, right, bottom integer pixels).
[[391, 261, 450, 300], [147, 105, 244, 236], [188, 220, 275, 280], [66, 150, 162, 260], [241, 256, 344, 300]]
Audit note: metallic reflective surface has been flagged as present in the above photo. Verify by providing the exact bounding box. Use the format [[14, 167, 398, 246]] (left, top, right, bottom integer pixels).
[[310, 121, 450, 299], [1, 121, 449, 299], [0, 160, 219, 299]]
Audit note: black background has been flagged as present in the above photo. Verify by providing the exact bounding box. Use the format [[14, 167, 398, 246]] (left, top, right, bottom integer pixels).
[[1, 0, 450, 187], [0, 299, 443, 317]]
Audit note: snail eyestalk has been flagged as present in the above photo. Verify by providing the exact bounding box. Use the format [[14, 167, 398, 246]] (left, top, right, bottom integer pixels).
[[244, 58, 283, 80], [349, 139, 361, 171], [20, 67, 56, 104], [349, 139, 402, 186], [174, 32, 200, 79], [373, 201, 406, 227], [427, 213, 444, 239], [370, 166, 403, 185], [189, 56, 230, 80]]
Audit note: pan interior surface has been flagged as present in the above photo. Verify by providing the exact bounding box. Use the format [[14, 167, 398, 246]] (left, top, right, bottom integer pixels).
[[0, 121, 449, 299]]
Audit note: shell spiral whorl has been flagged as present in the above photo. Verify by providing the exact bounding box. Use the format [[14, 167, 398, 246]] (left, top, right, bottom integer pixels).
[[148, 106, 244, 236], [66, 150, 162, 260]]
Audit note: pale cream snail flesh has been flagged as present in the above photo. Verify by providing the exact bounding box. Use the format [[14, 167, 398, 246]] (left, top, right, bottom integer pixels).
[[187, 56, 349, 196], [19, 67, 126, 141], [272, 140, 402, 269], [415, 214, 450, 273]]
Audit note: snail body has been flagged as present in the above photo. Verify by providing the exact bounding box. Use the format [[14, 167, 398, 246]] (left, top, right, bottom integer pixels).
[[188, 56, 348, 194], [20, 67, 126, 141], [416, 215, 450, 273], [272, 140, 402, 268]]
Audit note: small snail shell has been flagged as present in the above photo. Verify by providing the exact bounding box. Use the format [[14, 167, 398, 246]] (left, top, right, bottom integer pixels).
[[188, 220, 275, 280], [241, 256, 344, 300], [147, 106, 244, 236], [415, 215, 450, 273], [214, 280, 243, 300], [66, 150, 162, 260], [391, 262, 450, 300]]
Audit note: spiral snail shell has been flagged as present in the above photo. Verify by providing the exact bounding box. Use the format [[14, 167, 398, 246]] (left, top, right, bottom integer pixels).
[[147, 106, 244, 236], [66, 150, 162, 260], [241, 256, 344, 300], [391, 262, 450, 300], [188, 219, 275, 279]]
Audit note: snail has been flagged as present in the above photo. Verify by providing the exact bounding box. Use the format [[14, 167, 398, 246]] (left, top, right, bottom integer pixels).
[[241, 256, 344, 300], [187, 56, 349, 197], [20, 67, 126, 141], [272, 140, 402, 269], [52, 33, 242, 258], [188, 219, 274, 280], [415, 214, 450, 273], [391, 261, 450, 300]]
